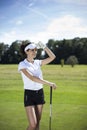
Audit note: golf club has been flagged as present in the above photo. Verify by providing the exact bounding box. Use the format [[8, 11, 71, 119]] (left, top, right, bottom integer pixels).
[[49, 86, 52, 130]]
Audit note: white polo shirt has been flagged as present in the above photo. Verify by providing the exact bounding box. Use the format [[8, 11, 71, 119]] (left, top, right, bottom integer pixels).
[[18, 59, 43, 90]]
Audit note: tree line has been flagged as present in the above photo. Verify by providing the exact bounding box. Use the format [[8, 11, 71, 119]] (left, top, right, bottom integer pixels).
[[0, 37, 87, 64]]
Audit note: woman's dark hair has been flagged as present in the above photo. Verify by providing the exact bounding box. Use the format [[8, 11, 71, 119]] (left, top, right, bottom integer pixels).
[[20, 42, 31, 55]]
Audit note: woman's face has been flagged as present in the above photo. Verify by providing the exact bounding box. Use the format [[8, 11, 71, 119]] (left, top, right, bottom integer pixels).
[[26, 48, 37, 58]]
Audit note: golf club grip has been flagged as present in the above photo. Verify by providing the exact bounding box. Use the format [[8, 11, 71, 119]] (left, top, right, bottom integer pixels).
[[50, 87, 52, 104]]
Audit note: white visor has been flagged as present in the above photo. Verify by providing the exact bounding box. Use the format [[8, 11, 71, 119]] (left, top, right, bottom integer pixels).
[[24, 43, 37, 52]]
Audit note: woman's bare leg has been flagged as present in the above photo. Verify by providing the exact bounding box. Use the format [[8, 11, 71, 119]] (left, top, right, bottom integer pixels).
[[35, 105, 43, 130], [25, 105, 43, 130], [25, 106, 37, 130]]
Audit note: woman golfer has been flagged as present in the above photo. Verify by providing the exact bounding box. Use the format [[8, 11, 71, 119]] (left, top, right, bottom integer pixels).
[[18, 42, 57, 130]]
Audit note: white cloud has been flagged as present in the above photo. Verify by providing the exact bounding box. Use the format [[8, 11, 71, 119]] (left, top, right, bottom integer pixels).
[[16, 20, 23, 25], [0, 15, 87, 44], [29, 15, 87, 43], [0, 31, 16, 44], [0, 30, 29, 44], [28, 2, 34, 7], [46, 15, 87, 36], [47, 15, 81, 32], [53, 0, 87, 5]]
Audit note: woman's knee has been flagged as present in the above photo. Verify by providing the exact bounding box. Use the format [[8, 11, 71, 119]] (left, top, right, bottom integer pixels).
[[30, 121, 37, 129]]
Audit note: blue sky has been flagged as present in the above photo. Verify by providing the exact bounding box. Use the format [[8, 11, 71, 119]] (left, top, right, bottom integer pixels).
[[0, 0, 87, 45]]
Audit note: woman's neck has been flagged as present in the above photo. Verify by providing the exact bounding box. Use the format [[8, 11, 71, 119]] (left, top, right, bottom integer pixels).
[[26, 57, 34, 63]]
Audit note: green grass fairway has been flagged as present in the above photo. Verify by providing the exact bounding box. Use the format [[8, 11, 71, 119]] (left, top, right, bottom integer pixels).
[[0, 65, 87, 130]]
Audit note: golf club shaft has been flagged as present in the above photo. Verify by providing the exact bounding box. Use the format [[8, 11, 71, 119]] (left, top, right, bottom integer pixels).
[[49, 87, 52, 130]]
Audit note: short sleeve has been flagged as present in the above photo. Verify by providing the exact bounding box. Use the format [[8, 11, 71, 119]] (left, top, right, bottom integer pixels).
[[35, 60, 42, 66], [18, 61, 27, 72], [39, 60, 42, 66]]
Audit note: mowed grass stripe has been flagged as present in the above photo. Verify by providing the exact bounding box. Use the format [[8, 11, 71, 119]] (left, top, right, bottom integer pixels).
[[0, 65, 87, 130]]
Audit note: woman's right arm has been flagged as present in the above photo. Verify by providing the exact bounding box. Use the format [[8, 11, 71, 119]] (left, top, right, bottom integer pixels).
[[21, 69, 57, 89]]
